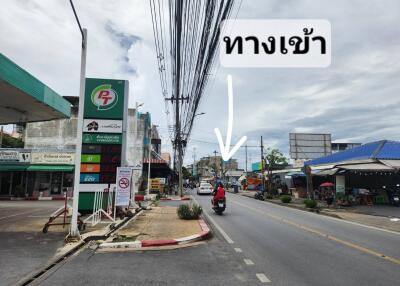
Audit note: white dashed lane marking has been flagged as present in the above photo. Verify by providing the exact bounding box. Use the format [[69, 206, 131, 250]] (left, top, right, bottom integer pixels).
[[244, 259, 254, 265], [234, 248, 242, 253], [256, 273, 271, 283]]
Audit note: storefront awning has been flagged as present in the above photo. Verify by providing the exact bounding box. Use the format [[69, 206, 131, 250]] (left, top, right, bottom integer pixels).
[[27, 165, 74, 172], [0, 53, 71, 124], [313, 168, 339, 176], [379, 160, 400, 168], [0, 164, 28, 171], [338, 163, 393, 171]]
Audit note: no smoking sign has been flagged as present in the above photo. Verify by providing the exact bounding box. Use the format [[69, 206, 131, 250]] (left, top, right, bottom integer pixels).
[[119, 177, 130, 189]]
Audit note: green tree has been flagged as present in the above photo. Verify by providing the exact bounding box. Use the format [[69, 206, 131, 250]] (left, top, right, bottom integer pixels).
[[0, 132, 23, 148], [264, 148, 288, 195], [182, 166, 191, 180]]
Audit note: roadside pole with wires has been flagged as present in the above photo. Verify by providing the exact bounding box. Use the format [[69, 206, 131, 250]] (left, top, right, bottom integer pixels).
[[261, 136, 265, 193]]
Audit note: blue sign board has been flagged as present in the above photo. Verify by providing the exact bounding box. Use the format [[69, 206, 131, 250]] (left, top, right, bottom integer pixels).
[[80, 173, 100, 183]]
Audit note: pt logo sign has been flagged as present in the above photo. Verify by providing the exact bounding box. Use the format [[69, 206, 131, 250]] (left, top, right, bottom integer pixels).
[[91, 84, 118, 110]]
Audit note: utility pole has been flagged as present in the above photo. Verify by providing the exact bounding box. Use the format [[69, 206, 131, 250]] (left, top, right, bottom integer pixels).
[[261, 136, 265, 193], [0, 126, 3, 148], [192, 147, 196, 177], [165, 94, 189, 197], [245, 144, 248, 175], [213, 150, 218, 178]]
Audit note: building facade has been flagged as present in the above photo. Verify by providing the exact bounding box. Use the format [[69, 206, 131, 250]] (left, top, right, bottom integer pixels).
[[0, 97, 151, 198]]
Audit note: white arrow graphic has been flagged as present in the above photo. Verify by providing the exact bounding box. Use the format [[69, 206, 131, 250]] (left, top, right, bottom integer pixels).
[[214, 74, 247, 161]]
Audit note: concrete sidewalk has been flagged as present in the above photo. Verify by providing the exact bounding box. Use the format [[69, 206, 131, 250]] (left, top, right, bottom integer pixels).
[[0, 200, 128, 285], [101, 205, 210, 249], [227, 189, 400, 233]]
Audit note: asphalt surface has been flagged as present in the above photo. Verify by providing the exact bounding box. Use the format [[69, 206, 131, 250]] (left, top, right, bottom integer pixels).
[[28, 191, 400, 285], [0, 201, 66, 286], [194, 191, 400, 286]]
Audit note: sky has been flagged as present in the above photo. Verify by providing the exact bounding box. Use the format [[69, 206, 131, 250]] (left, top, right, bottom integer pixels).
[[1, 0, 400, 169]]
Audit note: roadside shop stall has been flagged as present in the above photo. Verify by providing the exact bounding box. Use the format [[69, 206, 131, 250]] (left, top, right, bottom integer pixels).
[[305, 140, 400, 206]]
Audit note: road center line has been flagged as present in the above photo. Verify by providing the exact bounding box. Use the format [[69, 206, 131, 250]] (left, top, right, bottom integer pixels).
[[256, 273, 271, 283], [228, 193, 400, 236], [244, 258, 254, 265], [234, 247, 242, 253], [191, 195, 234, 244], [230, 199, 400, 266]]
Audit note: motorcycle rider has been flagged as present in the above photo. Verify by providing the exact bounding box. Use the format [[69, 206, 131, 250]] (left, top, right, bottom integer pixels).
[[212, 182, 226, 206]]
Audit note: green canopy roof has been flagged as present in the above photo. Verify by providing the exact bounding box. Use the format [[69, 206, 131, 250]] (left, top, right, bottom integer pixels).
[[0, 53, 71, 124], [0, 164, 28, 171], [27, 165, 74, 172]]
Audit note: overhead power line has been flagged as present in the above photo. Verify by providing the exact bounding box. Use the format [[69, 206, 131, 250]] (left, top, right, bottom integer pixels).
[[149, 0, 237, 168]]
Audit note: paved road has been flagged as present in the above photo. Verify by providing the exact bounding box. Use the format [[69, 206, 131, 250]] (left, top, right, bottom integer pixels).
[[194, 191, 400, 286], [0, 201, 66, 286], [32, 192, 400, 285], [35, 199, 262, 286]]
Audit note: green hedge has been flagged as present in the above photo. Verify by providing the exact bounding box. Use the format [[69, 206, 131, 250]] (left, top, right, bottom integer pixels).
[[280, 195, 292, 203], [304, 199, 318, 209]]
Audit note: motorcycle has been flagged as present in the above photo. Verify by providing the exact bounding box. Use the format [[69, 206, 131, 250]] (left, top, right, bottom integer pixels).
[[392, 194, 400, 207], [254, 190, 265, 201], [212, 198, 226, 215], [384, 185, 400, 207]]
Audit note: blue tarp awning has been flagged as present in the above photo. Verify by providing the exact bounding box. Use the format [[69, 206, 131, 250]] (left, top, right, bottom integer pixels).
[[305, 140, 400, 167]]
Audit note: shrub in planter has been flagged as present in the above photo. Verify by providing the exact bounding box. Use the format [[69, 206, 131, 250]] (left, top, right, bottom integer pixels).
[[177, 203, 202, 220], [304, 199, 318, 209], [280, 195, 292, 203], [191, 203, 203, 219]]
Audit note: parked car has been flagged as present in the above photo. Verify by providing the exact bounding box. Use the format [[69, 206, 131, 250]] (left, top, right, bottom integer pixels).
[[197, 182, 213, 195]]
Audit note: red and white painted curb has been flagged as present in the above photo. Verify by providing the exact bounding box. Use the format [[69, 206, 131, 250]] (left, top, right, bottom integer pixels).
[[160, 197, 190, 201], [0, 196, 67, 201], [99, 218, 210, 249]]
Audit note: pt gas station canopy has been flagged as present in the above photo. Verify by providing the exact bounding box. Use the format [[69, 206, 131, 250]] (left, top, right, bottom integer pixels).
[[0, 53, 71, 124]]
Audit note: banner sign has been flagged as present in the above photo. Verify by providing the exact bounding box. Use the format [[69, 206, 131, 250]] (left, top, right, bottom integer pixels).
[[336, 175, 345, 193], [31, 152, 74, 164], [83, 119, 123, 133], [0, 150, 19, 162], [82, 133, 122, 145], [115, 167, 132, 206], [79, 78, 127, 188], [150, 178, 161, 191]]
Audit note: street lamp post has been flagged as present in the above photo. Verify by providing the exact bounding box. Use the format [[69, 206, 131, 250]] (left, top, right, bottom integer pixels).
[[130, 102, 143, 207], [68, 0, 87, 238], [69, 28, 87, 238], [147, 134, 151, 197]]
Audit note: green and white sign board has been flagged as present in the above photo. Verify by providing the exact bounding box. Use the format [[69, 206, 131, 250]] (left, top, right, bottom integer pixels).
[[84, 79, 126, 119], [78, 78, 129, 211]]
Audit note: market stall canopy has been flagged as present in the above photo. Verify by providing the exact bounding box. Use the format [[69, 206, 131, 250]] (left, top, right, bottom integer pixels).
[[338, 163, 393, 171], [313, 168, 339, 176], [305, 140, 400, 171], [0, 53, 71, 124], [320, 182, 334, 187]]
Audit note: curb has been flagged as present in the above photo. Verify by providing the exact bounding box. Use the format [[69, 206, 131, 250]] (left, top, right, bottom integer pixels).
[[160, 197, 190, 201], [99, 218, 211, 249], [0, 196, 68, 201]]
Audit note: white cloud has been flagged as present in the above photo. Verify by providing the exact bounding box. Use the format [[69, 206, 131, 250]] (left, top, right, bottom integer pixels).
[[1, 0, 400, 169]]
